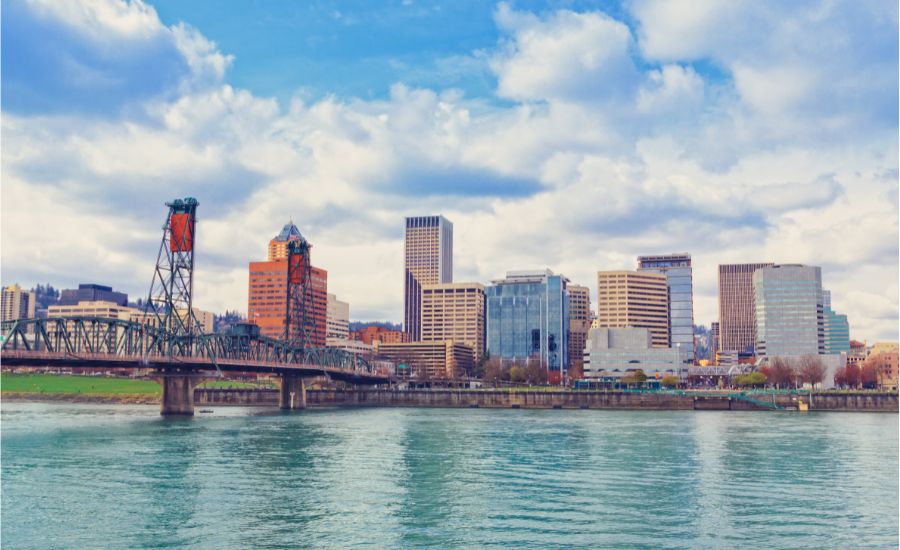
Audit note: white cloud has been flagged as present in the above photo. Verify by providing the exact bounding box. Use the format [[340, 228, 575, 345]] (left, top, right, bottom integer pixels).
[[491, 3, 639, 102]]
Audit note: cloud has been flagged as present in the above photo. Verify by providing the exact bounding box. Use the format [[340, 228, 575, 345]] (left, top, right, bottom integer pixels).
[[491, 3, 639, 103], [1, 0, 897, 342]]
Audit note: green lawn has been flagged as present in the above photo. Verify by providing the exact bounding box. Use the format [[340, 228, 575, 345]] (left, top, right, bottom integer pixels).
[[1, 373, 161, 395], [0, 373, 276, 396]]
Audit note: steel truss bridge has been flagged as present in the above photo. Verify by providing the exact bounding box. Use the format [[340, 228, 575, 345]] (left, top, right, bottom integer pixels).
[[0, 197, 390, 414]]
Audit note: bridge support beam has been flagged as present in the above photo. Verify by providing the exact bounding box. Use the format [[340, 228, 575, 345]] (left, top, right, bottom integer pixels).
[[279, 374, 307, 410], [155, 373, 205, 416]]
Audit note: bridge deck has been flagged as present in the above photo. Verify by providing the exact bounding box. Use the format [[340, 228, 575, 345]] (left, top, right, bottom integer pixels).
[[0, 351, 391, 385]]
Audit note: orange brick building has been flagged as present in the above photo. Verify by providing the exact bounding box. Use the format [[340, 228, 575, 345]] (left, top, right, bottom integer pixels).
[[352, 326, 410, 345], [247, 223, 328, 346]]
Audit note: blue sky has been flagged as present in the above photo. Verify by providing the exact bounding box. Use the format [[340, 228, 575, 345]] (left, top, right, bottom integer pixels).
[[1, 0, 898, 340]]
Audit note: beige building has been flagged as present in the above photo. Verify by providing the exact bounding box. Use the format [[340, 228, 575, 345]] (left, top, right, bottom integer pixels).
[[421, 282, 485, 361], [326, 293, 350, 341], [375, 340, 473, 379], [404, 216, 453, 341], [2, 284, 36, 322], [568, 284, 592, 375], [718, 263, 773, 353], [326, 337, 373, 355], [49, 300, 137, 321], [129, 308, 214, 333], [596, 271, 669, 348]]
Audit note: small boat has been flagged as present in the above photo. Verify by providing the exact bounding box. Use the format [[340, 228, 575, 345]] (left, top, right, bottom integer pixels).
[[199, 409, 214, 414]]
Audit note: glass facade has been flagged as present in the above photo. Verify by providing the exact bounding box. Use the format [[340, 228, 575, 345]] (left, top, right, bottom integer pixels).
[[753, 265, 824, 358], [486, 270, 569, 382], [824, 307, 850, 354], [637, 254, 694, 361]]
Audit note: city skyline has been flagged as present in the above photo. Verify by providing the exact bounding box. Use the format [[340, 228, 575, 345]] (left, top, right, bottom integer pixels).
[[1, 0, 897, 341]]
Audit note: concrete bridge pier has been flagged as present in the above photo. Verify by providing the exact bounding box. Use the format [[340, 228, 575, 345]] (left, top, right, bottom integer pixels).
[[155, 372, 207, 416], [279, 374, 307, 410]]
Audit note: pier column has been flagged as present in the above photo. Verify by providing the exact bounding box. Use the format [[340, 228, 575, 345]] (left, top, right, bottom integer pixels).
[[155, 373, 205, 416], [279, 374, 307, 410]]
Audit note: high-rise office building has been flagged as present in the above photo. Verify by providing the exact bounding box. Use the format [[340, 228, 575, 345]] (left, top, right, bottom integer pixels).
[[718, 263, 774, 354], [404, 216, 452, 341], [596, 271, 669, 348], [821, 289, 850, 355], [326, 293, 350, 341], [637, 253, 694, 360], [753, 264, 824, 358], [421, 282, 485, 361], [710, 322, 720, 364], [1, 284, 36, 322], [567, 284, 592, 376], [248, 223, 328, 345], [486, 270, 569, 383]]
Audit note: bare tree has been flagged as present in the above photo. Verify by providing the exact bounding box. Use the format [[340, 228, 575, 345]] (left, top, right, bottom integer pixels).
[[768, 357, 797, 389], [483, 357, 505, 386], [525, 356, 549, 386], [797, 355, 827, 389]]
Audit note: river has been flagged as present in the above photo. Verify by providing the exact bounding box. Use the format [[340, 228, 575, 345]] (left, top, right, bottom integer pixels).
[[2, 402, 897, 548]]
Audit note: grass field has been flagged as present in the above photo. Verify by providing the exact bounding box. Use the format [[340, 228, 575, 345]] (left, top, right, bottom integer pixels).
[[1, 374, 276, 395], [1, 373, 161, 395]]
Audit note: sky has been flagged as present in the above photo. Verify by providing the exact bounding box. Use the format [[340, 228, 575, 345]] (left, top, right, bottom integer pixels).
[[1, 0, 898, 341]]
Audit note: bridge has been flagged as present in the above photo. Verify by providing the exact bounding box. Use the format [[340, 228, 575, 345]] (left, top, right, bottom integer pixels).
[[1, 197, 391, 414]]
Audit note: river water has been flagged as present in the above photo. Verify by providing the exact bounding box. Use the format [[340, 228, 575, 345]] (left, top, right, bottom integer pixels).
[[2, 402, 897, 548]]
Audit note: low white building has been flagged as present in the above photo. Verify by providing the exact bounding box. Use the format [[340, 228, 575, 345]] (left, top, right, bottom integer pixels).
[[583, 327, 690, 380]]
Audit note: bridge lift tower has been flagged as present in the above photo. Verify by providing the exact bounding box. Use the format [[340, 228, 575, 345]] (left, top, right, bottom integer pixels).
[[146, 197, 206, 352], [284, 237, 315, 353]]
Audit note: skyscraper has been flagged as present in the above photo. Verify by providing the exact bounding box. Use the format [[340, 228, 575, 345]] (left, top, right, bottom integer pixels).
[[718, 263, 773, 354], [248, 222, 328, 345], [1, 284, 36, 322], [567, 283, 592, 376], [421, 282, 485, 361], [486, 270, 569, 384], [404, 215, 452, 340], [821, 290, 850, 355], [596, 270, 669, 348], [637, 253, 694, 360], [326, 293, 350, 341], [752, 264, 824, 358]]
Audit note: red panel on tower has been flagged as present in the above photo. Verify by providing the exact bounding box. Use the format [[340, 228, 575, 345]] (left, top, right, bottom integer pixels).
[[289, 254, 306, 284], [170, 213, 193, 252]]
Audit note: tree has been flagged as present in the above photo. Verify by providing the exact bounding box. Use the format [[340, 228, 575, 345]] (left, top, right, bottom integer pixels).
[[767, 357, 797, 388], [860, 362, 880, 389], [797, 355, 827, 389], [483, 357, 505, 386], [736, 372, 767, 387], [621, 369, 648, 387], [509, 365, 526, 383], [661, 375, 679, 388], [525, 356, 549, 386], [473, 352, 490, 379]]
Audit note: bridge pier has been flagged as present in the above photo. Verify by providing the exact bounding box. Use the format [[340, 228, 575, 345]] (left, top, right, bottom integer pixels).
[[279, 374, 307, 410], [155, 372, 206, 416]]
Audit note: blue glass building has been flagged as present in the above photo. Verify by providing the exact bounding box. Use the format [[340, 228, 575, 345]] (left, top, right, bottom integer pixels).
[[637, 253, 694, 361], [486, 270, 569, 383]]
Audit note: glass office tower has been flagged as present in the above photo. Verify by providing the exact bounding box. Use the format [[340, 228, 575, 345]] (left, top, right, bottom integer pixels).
[[637, 253, 694, 361], [753, 264, 824, 358], [486, 270, 569, 384]]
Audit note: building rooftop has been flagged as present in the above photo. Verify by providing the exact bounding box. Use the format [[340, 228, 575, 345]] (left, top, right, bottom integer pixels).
[[272, 221, 306, 243]]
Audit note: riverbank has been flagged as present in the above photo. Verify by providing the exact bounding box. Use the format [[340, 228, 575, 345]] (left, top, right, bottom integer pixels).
[[3, 374, 897, 411]]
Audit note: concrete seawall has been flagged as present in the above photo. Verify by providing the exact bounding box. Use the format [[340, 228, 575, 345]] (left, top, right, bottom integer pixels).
[[194, 388, 899, 411]]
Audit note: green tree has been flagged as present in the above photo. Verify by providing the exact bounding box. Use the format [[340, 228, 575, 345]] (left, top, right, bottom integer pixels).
[[661, 375, 679, 388], [509, 365, 526, 383]]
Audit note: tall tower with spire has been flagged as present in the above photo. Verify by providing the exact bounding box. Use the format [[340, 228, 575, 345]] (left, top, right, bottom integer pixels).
[[248, 221, 328, 346]]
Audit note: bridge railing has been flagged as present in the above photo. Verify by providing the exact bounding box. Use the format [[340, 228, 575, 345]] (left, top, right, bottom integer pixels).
[[2, 317, 379, 375]]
